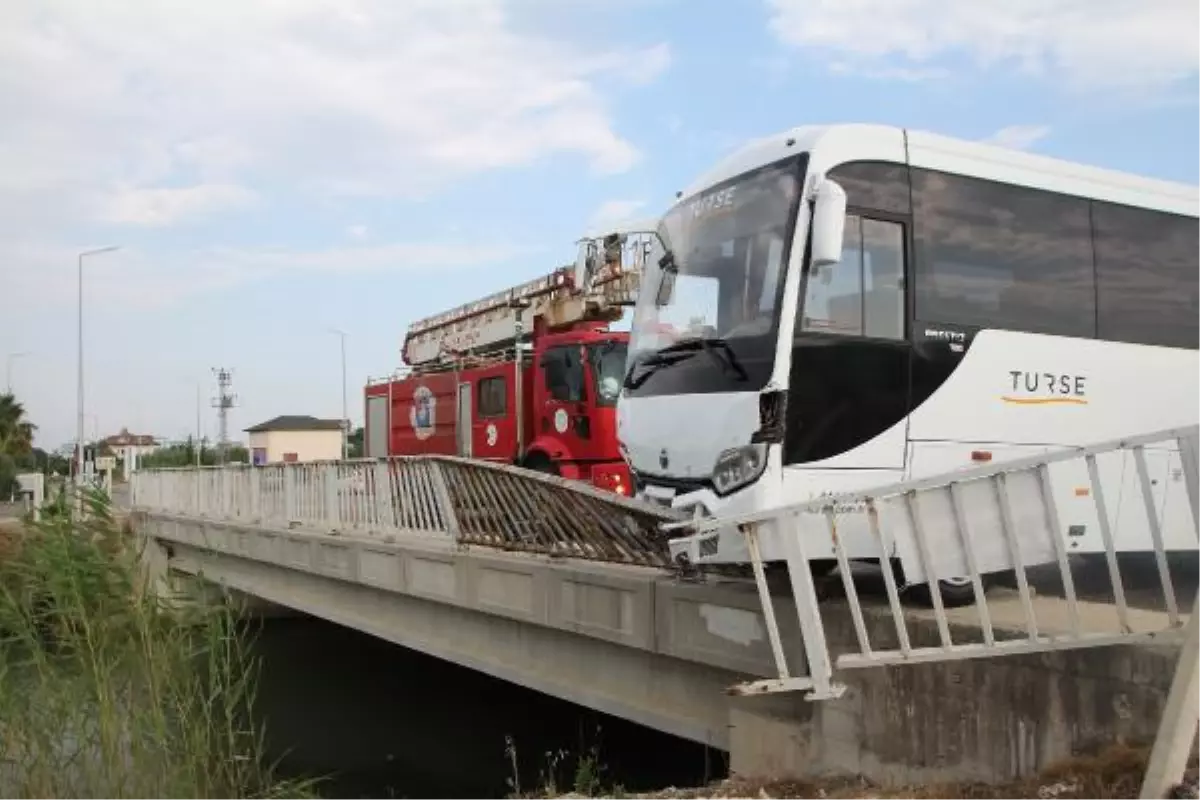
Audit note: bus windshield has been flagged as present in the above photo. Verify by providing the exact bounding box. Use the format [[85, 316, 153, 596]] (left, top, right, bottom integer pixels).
[[625, 156, 805, 397]]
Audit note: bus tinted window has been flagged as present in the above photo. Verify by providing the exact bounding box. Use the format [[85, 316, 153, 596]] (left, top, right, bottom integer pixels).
[[911, 169, 1096, 338], [1092, 202, 1199, 349], [828, 161, 911, 214]]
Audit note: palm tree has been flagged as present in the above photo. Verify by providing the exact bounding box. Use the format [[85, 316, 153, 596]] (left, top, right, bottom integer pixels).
[[0, 392, 36, 459]]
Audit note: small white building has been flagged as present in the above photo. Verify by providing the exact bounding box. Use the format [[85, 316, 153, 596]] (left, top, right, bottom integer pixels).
[[100, 428, 160, 475], [245, 416, 344, 465]]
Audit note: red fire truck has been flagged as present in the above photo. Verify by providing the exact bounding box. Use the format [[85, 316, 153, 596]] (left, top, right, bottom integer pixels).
[[363, 223, 655, 495]]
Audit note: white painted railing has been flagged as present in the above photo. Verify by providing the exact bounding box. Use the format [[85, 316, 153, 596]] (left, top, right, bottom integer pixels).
[[132, 456, 683, 567], [664, 424, 1199, 798]]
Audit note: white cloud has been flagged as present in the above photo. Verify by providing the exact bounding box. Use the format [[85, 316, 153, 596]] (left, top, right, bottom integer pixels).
[[0, 1, 675, 447], [589, 199, 648, 229], [6, 239, 540, 309], [0, 0, 669, 238], [981, 124, 1051, 150], [100, 184, 258, 227], [765, 0, 1199, 92], [0, 0, 673, 329]]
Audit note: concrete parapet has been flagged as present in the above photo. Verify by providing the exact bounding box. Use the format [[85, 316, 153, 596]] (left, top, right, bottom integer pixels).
[[728, 594, 1182, 785]]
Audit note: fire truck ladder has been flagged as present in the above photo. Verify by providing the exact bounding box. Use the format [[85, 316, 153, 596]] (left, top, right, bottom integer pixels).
[[662, 424, 1199, 797], [402, 220, 657, 368]]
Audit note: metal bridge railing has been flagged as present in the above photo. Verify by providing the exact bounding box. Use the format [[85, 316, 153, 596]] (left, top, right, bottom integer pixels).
[[131, 456, 683, 568], [663, 424, 1199, 799]]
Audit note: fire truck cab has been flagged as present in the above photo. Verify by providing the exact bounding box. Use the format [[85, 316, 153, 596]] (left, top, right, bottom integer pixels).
[[364, 221, 657, 495]]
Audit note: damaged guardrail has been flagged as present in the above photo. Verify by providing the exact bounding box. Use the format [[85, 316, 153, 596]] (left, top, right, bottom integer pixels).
[[661, 425, 1199, 799], [131, 455, 685, 568]]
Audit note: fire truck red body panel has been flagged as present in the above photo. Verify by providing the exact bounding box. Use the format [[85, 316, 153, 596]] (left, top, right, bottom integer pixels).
[[363, 225, 656, 496], [366, 328, 630, 493]]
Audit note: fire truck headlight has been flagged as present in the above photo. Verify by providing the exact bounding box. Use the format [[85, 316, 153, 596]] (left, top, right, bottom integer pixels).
[[711, 443, 768, 497]]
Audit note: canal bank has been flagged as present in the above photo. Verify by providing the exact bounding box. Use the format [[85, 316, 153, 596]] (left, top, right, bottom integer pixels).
[[251, 615, 725, 798]]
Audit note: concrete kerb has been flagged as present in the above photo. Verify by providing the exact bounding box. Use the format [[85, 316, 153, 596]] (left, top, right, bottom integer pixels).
[[132, 512, 769, 673]]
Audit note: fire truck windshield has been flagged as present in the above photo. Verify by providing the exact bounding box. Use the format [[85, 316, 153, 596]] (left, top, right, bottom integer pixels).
[[625, 155, 806, 397], [588, 340, 627, 407]]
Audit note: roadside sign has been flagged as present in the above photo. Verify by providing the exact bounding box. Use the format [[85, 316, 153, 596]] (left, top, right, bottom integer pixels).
[[95, 456, 117, 471]]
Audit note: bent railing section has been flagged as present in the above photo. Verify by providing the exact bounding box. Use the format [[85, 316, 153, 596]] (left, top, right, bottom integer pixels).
[[664, 425, 1200, 797], [664, 424, 1199, 699], [131, 456, 683, 568]]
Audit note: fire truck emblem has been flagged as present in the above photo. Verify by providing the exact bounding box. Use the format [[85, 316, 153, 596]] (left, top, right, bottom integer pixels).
[[410, 385, 436, 441]]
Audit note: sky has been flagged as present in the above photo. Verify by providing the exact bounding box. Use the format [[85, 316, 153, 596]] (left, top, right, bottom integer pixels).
[[1, 0, 1197, 449]]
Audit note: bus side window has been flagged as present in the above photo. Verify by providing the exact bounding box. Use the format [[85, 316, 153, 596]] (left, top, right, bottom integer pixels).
[[861, 218, 905, 340], [801, 214, 905, 341], [1093, 202, 1198, 349], [910, 168, 1095, 337], [802, 213, 863, 334]]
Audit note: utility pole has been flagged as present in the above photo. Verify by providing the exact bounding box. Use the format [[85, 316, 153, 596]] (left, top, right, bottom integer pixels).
[[76, 245, 119, 490], [195, 383, 202, 466], [211, 368, 236, 465], [329, 329, 349, 460]]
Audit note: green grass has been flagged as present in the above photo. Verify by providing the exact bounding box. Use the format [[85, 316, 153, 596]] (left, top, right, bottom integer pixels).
[[505, 726, 624, 799], [0, 487, 315, 798]]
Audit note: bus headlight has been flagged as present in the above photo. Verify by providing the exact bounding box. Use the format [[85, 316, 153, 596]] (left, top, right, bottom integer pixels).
[[711, 443, 767, 496]]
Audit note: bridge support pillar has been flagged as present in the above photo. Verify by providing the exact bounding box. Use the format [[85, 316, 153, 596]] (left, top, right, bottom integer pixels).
[[727, 644, 1184, 788], [728, 693, 818, 779], [138, 532, 176, 604]]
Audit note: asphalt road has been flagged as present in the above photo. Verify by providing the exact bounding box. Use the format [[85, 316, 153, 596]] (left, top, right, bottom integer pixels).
[[1018, 552, 1198, 610], [836, 551, 1197, 615]]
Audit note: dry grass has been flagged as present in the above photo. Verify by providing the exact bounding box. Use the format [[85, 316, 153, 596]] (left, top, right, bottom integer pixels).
[[634, 744, 1198, 799], [0, 517, 23, 558]]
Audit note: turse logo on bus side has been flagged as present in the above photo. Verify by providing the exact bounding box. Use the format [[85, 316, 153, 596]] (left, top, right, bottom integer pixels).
[[410, 385, 436, 440], [1001, 370, 1089, 406]]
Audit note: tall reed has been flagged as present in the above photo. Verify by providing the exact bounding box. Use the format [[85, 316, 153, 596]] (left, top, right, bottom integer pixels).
[[0, 487, 312, 798]]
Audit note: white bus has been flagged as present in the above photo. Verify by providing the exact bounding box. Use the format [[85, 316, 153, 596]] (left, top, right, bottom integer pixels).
[[617, 123, 1198, 602]]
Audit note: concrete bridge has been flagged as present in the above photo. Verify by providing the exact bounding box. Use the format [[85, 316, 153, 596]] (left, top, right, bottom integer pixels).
[[131, 459, 1185, 786]]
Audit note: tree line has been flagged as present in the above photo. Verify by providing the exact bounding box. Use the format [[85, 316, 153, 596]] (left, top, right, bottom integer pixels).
[[138, 439, 250, 468], [1, 392, 369, 495], [0, 392, 68, 495]]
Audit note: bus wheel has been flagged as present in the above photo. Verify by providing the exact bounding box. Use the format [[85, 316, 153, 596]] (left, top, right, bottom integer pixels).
[[893, 560, 982, 608], [907, 575, 974, 606]]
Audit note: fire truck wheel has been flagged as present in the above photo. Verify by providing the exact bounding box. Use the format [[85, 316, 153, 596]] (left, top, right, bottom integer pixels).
[[522, 453, 559, 477]]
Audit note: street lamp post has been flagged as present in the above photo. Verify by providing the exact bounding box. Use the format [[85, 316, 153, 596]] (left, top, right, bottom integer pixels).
[[329, 328, 348, 460], [77, 246, 119, 485], [5, 351, 30, 394]]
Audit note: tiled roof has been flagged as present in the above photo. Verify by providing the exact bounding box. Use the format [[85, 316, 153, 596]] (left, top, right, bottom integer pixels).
[[244, 415, 344, 433], [102, 427, 158, 446]]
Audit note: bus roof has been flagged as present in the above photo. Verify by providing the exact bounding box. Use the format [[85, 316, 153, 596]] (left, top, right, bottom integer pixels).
[[678, 123, 1198, 218]]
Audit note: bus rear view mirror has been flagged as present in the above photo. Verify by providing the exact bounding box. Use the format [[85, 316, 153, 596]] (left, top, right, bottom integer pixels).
[[655, 269, 676, 307], [810, 178, 847, 268]]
